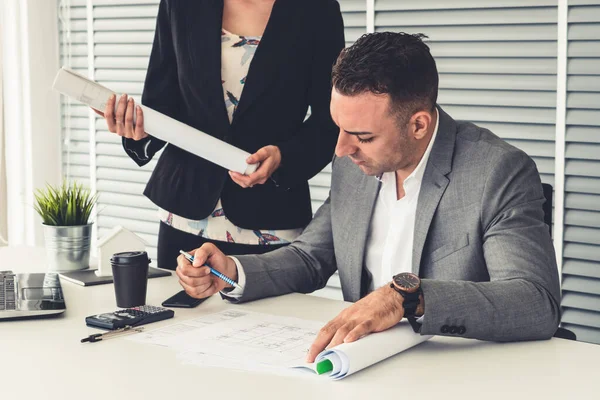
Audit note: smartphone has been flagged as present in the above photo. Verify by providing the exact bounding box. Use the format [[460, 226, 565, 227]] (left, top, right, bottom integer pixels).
[[161, 290, 207, 308]]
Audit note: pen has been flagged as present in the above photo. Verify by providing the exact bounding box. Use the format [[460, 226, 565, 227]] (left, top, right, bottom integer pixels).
[[81, 325, 145, 343], [179, 250, 243, 290]]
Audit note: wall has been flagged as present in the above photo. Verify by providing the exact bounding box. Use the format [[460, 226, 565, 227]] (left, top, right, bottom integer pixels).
[[0, 10, 7, 246]]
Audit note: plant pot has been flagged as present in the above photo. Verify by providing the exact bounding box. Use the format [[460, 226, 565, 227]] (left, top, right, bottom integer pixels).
[[43, 223, 92, 272]]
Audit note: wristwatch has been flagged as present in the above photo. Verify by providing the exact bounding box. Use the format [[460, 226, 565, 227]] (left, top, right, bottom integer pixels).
[[390, 272, 423, 333]]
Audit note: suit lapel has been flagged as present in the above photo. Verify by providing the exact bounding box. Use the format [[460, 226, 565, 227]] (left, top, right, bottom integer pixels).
[[412, 107, 457, 276], [345, 172, 380, 301], [185, 0, 230, 134], [412, 168, 449, 276], [232, 0, 298, 123]]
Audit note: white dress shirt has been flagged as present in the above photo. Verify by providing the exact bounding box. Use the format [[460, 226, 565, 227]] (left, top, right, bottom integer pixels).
[[365, 110, 439, 291], [225, 109, 439, 298]]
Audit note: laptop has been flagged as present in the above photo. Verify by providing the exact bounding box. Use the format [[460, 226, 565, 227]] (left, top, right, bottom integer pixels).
[[0, 271, 66, 320]]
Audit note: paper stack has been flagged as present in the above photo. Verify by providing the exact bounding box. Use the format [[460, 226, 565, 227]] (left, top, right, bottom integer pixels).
[[128, 310, 432, 380]]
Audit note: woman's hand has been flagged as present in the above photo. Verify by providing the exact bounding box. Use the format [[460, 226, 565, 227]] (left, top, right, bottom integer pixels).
[[92, 93, 148, 140], [229, 145, 282, 188]]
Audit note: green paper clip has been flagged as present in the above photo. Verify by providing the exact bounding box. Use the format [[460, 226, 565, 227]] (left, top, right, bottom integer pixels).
[[316, 359, 333, 375]]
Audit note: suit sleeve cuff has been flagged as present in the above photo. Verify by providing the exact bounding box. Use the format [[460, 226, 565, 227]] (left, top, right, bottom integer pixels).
[[123, 136, 153, 162], [220, 256, 246, 298]]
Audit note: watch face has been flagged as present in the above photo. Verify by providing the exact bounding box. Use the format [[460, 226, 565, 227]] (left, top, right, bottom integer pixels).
[[393, 273, 420, 292]]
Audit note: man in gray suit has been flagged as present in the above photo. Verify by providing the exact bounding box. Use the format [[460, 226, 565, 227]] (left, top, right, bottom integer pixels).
[[176, 32, 561, 362]]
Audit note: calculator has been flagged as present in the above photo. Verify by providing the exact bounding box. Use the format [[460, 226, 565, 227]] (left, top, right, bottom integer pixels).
[[85, 305, 174, 330]]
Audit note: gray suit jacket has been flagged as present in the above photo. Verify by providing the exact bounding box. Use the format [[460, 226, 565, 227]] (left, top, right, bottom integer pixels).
[[229, 107, 561, 341]]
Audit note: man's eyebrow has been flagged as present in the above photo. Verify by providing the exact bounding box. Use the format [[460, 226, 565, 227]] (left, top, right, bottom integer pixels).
[[344, 130, 373, 136]]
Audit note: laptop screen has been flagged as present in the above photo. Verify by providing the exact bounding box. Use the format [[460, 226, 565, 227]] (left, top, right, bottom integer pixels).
[[1, 272, 66, 319]]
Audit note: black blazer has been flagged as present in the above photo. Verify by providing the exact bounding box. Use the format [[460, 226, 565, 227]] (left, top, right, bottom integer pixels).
[[122, 0, 345, 230]]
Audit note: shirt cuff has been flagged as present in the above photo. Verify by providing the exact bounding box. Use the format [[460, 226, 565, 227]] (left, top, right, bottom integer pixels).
[[220, 256, 246, 298], [123, 137, 153, 162]]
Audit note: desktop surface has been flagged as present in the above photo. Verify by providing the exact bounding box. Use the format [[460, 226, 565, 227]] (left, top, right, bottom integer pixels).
[[1, 245, 599, 400]]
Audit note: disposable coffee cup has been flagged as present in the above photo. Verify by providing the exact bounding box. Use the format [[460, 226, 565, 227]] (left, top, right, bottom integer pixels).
[[111, 251, 150, 308]]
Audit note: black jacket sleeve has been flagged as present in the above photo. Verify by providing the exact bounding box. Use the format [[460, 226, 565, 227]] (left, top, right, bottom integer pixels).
[[272, 0, 345, 188], [122, 0, 180, 167]]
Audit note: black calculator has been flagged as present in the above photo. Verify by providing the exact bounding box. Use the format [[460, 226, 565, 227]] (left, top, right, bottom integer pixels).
[[85, 305, 174, 330]]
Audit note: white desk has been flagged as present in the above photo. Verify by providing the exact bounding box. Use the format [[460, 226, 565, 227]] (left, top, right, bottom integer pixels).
[[2, 245, 599, 400]]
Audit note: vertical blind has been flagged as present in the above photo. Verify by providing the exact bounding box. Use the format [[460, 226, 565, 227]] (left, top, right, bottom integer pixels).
[[560, 0, 600, 344], [58, 0, 600, 343]]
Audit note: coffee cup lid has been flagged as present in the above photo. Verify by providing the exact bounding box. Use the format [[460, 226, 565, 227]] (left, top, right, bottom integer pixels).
[[110, 251, 149, 265]]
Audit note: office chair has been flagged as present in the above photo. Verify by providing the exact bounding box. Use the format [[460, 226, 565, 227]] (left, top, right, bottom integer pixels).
[[541, 183, 577, 341], [542, 183, 553, 236]]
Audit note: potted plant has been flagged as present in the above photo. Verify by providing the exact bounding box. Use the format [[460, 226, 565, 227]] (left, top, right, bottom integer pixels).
[[33, 181, 98, 271]]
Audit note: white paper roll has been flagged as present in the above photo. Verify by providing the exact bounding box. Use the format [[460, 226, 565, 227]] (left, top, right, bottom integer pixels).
[[52, 67, 258, 175]]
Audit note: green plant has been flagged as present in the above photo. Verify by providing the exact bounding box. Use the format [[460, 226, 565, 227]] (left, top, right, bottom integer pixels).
[[33, 181, 98, 226]]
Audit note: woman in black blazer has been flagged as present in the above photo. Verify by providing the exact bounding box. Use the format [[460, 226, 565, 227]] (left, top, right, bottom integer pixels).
[[100, 0, 345, 270]]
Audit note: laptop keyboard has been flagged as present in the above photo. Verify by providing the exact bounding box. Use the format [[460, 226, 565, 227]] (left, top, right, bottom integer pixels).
[[0, 273, 16, 311]]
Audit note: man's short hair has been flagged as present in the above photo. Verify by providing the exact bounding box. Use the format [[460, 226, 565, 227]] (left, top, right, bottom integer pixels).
[[332, 32, 439, 125]]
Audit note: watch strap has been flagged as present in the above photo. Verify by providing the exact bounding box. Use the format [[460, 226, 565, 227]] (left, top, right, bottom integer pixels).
[[402, 293, 421, 317], [390, 283, 423, 333], [406, 315, 423, 333]]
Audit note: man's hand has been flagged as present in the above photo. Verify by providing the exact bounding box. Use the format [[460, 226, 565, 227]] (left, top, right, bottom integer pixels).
[[229, 145, 282, 188], [175, 243, 238, 299], [306, 285, 405, 363], [92, 93, 148, 141]]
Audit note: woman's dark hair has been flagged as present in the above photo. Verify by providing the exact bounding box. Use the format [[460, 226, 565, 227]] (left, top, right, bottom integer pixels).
[[332, 32, 438, 125]]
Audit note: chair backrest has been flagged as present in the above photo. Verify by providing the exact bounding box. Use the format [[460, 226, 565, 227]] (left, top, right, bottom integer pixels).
[[541, 183, 553, 236], [541, 183, 577, 341], [554, 327, 577, 340]]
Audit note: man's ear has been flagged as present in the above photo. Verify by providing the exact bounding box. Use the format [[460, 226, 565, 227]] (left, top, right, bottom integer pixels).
[[410, 111, 433, 140]]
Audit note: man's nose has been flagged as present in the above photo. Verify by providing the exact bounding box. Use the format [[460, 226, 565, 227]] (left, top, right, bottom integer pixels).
[[335, 132, 356, 158]]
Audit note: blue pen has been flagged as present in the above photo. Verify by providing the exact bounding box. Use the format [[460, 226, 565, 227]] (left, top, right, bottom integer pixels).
[[179, 250, 243, 290]]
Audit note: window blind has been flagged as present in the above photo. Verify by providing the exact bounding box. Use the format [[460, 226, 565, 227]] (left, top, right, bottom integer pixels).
[[59, 0, 90, 190], [560, 0, 600, 345], [92, 1, 161, 263], [374, 0, 558, 188]]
